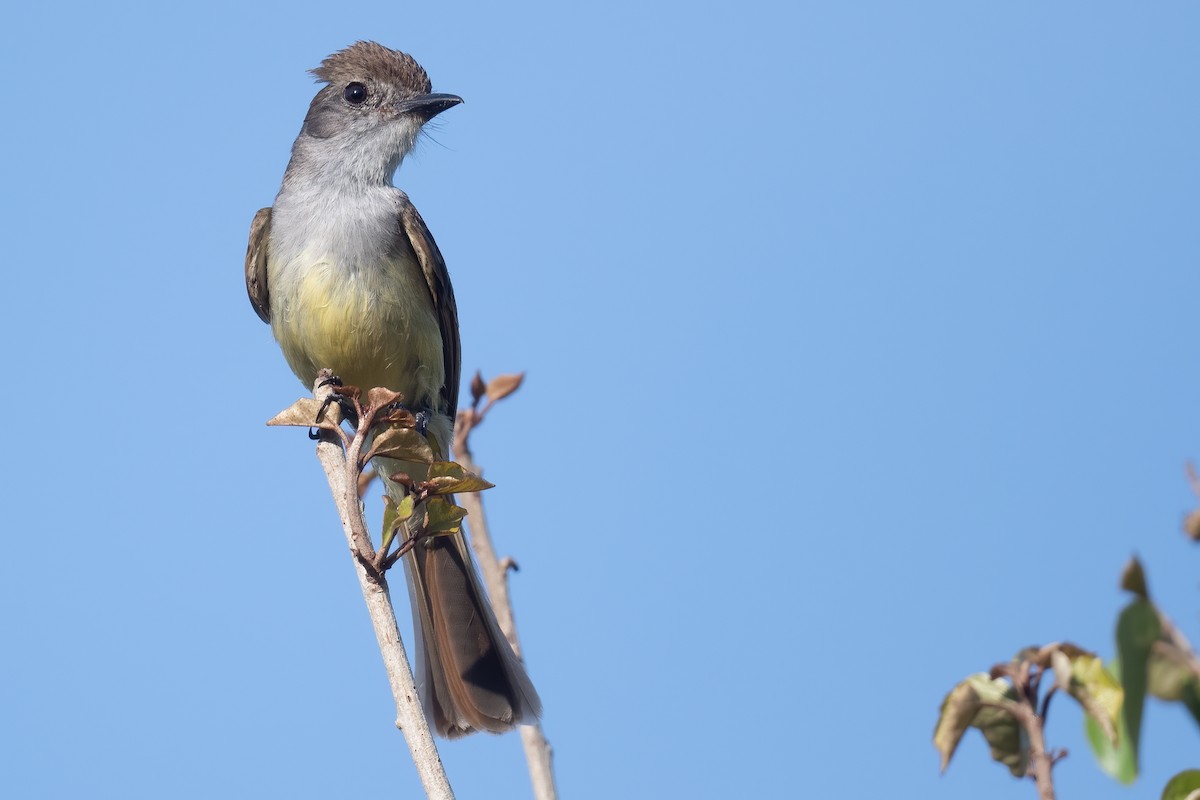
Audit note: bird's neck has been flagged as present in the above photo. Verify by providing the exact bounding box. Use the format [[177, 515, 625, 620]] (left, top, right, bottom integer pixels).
[[281, 133, 405, 195], [271, 142, 410, 271]]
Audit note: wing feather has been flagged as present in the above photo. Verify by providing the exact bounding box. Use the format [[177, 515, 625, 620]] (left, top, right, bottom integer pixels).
[[398, 198, 461, 419], [245, 207, 272, 324]]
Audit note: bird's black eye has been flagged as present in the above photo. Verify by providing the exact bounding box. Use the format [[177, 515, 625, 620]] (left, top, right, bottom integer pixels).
[[343, 82, 368, 105]]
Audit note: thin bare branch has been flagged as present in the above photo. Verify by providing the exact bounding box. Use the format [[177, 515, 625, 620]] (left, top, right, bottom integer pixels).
[[309, 371, 455, 800], [453, 395, 558, 800], [1016, 704, 1058, 800]]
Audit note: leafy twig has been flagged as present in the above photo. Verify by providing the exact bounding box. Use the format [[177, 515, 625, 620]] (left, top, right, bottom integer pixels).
[[936, 644, 1122, 800]]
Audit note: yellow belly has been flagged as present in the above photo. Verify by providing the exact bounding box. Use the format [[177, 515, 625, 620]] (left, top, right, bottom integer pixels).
[[271, 253, 444, 410]]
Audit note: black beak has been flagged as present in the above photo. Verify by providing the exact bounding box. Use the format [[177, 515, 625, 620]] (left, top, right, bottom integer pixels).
[[396, 93, 463, 120]]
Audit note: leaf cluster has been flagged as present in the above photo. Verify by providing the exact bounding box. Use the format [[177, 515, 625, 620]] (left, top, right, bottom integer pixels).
[[935, 643, 1121, 778], [268, 382, 495, 576]]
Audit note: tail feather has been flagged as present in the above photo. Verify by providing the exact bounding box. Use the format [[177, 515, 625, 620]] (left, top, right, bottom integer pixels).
[[404, 531, 541, 736], [378, 437, 540, 738]]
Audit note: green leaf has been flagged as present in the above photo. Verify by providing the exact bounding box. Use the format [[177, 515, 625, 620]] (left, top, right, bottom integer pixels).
[[1087, 598, 1163, 784], [424, 461, 495, 495], [934, 674, 1028, 777], [379, 495, 416, 553], [1086, 658, 1137, 784], [1118, 599, 1162, 764], [1162, 770, 1200, 800], [1065, 652, 1123, 745], [380, 500, 398, 552], [973, 703, 1029, 778], [394, 494, 415, 522], [1032, 642, 1121, 743], [1181, 680, 1200, 731], [424, 496, 467, 535]]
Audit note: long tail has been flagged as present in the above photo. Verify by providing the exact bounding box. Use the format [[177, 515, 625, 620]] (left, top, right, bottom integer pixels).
[[402, 525, 542, 736], [376, 427, 539, 737]]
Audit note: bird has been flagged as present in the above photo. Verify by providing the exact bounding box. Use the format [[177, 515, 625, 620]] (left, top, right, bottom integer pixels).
[[245, 41, 540, 737]]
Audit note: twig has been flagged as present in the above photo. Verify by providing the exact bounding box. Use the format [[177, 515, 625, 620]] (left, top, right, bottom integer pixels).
[[981, 661, 1058, 800], [310, 372, 455, 800], [1038, 686, 1058, 728], [1183, 462, 1200, 541], [1186, 461, 1200, 501], [358, 467, 378, 498], [454, 392, 558, 800], [1010, 702, 1057, 800], [975, 698, 1057, 800], [455, 443, 519, 651]]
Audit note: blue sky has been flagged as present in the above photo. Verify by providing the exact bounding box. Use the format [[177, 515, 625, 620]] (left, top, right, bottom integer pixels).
[[3, 2, 1199, 798]]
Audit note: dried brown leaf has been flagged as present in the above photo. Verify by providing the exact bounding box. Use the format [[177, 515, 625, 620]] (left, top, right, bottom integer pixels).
[[486, 372, 525, 402], [934, 680, 980, 773], [1120, 557, 1149, 600], [1147, 639, 1200, 702], [367, 426, 434, 464], [423, 461, 495, 495], [367, 386, 405, 411], [1184, 510, 1200, 542], [377, 406, 417, 428], [1032, 642, 1092, 669], [470, 371, 487, 404], [267, 397, 341, 431]]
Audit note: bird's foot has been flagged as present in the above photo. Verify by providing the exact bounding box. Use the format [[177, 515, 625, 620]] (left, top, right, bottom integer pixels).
[[376, 400, 432, 436], [315, 375, 361, 425]]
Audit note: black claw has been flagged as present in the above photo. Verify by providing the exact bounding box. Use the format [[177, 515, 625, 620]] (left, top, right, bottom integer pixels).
[[414, 410, 430, 436], [316, 393, 340, 422], [380, 400, 431, 436], [316, 381, 358, 427], [315, 374, 347, 423]]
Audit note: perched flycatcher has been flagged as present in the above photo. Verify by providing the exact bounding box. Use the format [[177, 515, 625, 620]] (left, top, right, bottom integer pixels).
[[244, 41, 540, 737]]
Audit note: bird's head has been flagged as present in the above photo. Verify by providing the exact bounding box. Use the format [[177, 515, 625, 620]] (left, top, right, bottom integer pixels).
[[296, 41, 462, 183]]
